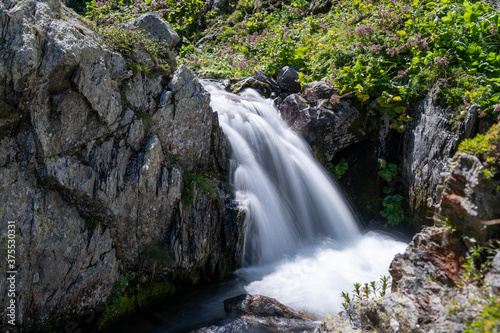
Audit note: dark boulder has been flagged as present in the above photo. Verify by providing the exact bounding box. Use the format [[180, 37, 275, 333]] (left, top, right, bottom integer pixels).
[[277, 66, 301, 93]]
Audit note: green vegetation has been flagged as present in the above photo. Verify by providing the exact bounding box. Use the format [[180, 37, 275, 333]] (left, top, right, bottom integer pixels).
[[98, 26, 172, 73], [82, 215, 100, 231], [462, 241, 499, 285], [377, 158, 398, 182], [104, 274, 128, 319], [179, 0, 499, 128], [71, 0, 500, 126], [181, 171, 218, 206], [326, 157, 349, 179], [466, 296, 500, 333], [377, 158, 405, 225], [340, 275, 391, 310]]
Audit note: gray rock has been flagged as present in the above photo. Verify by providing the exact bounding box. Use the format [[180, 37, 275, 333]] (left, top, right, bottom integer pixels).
[[318, 227, 490, 333], [125, 13, 180, 49], [278, 92, 369, 161], [277, 66, 301, 92], [224, 294, 320, 333], [0, 3, 241, 331], [403, 87, 477, 224], [279, 94, 311, 134], [231, 77, 274, 98], [252, 69, 281, 93], [435, 153, 500, 242], [162, 66, 219, 171], [485, 252, 500, 295], [309, 0, 332, 14], [304, 81, 338, 100], [203, 0, 238, 13]]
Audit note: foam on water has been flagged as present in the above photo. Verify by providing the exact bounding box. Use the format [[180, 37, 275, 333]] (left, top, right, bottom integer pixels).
[[238, 232, 407, 316]]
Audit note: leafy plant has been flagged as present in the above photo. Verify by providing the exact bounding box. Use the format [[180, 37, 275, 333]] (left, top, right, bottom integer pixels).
[[341, 275, 392, 310], [104, 274, 128, 319], [377, 158, 398, 182], [98, 26, 171, 70], [462, 242, 499, 285], [380, 194, 404, 226], [326, 158, 349, 179]]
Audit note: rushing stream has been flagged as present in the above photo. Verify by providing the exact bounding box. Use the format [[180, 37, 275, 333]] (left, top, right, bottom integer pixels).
[[207, 85, 407, 317], [105, 84, 407, 333]]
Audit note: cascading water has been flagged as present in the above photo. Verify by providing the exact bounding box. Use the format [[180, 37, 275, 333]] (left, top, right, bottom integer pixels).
[[205, 83, 407, 316], [207, 86, 360, 265], [104, 85, 408, 333]]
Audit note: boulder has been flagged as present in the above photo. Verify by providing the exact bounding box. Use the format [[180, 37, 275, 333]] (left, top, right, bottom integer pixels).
[[303, 81, 339, 100], [125, 13, 180, 49], [278, 92, 369, 161], [309, 0, 332, 14], [224, 294, 320, 332], [277, 66, 301, 93], [231, 77, 274, 98]]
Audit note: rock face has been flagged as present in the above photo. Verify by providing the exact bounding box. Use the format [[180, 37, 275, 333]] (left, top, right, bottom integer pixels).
[[435, 152, 500, 242], [0, 1, 241, 331], [403, 88, 477, 224], [278, 82, 369, 162], [322, 227, 493, 333]]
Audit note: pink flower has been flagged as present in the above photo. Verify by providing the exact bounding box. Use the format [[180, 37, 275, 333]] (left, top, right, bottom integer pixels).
[[397, 69, 408, 79], [355, 25, 374, 36], [434, 56, 449, 67]]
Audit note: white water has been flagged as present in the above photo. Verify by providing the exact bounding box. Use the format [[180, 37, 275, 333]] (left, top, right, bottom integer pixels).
[[206, 84, 407, 316]]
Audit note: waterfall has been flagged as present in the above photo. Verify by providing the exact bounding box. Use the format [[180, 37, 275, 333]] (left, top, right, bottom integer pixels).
[[205, 85, 360, 265]]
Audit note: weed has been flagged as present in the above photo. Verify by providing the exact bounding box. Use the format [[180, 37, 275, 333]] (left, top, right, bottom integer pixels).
[[341, 275, 392, 310]]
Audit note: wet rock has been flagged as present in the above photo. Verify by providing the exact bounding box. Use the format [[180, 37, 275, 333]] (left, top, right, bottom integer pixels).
[[224, 294, 320, 332], [125, 12, 180, 48], [253, 70, 281, 94], [403, 87, 477, 224], [279, 94, 311, 134], [231, 77, 274, 98], [277, 66, 301, 93]]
